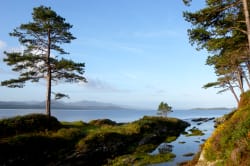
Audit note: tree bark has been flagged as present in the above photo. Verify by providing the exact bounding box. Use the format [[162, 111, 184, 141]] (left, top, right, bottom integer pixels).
[[242, 0, 250, 50], [243, 70, 250, 88], [46, 29, 51, 117], [229, 82, 240, 105], [46, 65, 52, 117], [236, 68, 244, 94], [244, 61, 250, 79]]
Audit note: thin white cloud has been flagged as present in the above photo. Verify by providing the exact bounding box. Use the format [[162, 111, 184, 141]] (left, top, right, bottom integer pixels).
[[0, 53, 4, 60], [155, 89, 167, 94], [6, 46, 24, 53], [80, 77, 127, 93], [80, 38, 144, 54], [133, 30, 180, 38], [0, 41, 7, 60], [0, 66, 19, 82], [143, 84, 168, 95], [86, 78, 114, 90], [122, 72, 138, 80], [0, 40, 7, 50]]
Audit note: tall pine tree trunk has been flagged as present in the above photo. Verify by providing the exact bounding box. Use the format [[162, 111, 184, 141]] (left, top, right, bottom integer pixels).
[[243, 0, 250, 50], [46, 29, 51, 117], [46, 67, 52, 117]]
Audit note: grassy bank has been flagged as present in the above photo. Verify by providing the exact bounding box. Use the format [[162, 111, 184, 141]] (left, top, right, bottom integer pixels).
[[185, 91, 250, 166], [0, 114, 189, 166]]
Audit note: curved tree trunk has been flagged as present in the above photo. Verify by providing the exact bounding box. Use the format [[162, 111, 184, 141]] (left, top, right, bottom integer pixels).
[[243, 70, 250, 88], [229, 82, 240, 105], [245, 61, 250, 79], [236, 68, 244, 94]]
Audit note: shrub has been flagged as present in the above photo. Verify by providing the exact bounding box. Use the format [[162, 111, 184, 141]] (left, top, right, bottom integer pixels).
[[52, 127, 85, 140], [89, 119, 117, 126], [185, 127, 205, 137], [238, 91, 250, 108], [0, 113, 61, 137], [0, 135, 68, 166]]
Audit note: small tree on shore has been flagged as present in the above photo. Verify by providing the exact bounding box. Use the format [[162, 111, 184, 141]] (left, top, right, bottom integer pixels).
[[1, 6, 87, 117], [157, 102, 173, 117]]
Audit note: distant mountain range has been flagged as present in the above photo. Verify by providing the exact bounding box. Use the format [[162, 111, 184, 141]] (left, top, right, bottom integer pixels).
[[0, 100, 127, 110]]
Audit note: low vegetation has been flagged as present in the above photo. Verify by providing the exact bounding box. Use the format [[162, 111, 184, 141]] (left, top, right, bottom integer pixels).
[[191, 91, 250, 166], [0, 114, 61, 137], [185, 127, 205, 137], [203, 108, 250, 164], [0, 115, 189, 166], [179, 149, 202, 166], [106, 152, 176, 166]]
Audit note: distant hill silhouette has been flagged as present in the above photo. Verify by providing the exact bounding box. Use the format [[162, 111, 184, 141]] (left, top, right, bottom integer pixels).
[[0, 100, 126, 110], [190, 107, 233, 110]]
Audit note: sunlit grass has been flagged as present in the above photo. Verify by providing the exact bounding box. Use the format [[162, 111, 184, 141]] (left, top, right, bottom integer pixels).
[[185, 127, 205, 137], [0, 114, 189, 166], [165, 136, 177, 143], [202, 91, 250, 165], [106, 152, 176, 166]]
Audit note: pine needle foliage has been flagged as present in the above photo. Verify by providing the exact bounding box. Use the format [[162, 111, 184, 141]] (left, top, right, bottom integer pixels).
[[1, 6, 87, 116]]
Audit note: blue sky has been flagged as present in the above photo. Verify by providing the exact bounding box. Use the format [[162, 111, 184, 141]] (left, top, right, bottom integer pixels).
[[0, 0, 237, 109]]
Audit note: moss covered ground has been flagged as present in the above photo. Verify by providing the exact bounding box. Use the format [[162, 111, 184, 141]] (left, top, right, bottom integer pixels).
[[0, 114, 189, 166], [184, 91, 250, 166], [201, 92, 250, 165]]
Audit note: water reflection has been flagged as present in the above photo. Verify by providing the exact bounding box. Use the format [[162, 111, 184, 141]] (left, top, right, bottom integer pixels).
[[150, 118, 215, 166]]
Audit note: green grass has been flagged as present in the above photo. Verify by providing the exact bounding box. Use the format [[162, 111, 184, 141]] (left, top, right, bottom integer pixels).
[[0, 114, 189, 166], [185, 127, 204, 137], [202, 91, 250, 165], [0, 114, 61, 137], [89, 119, 118, 126], [165, 136, 177, 143], [106, 152, 176, 166]]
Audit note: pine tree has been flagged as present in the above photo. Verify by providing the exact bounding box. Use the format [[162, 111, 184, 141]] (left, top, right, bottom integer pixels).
[[157, 102, 172, 117], [183, 0, 250, 102], [1, 6, 87, 117]]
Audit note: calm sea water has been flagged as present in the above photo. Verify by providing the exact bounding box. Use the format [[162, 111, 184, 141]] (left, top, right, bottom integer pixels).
[[0, 108, 232, 122], [0, 108, 232, 165], [150, 118, 217, 166]]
